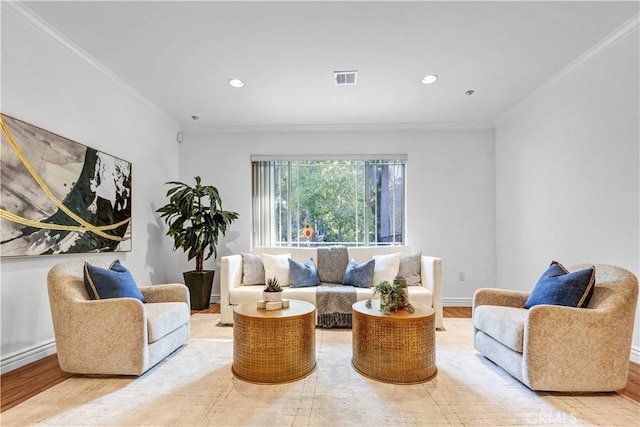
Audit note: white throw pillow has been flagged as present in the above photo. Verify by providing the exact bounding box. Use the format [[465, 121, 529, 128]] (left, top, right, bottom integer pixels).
[[241, 253, 264, 285], [372, 252, 401, 285], [262, 253, 292, 287], [399, 252, 422, 286]]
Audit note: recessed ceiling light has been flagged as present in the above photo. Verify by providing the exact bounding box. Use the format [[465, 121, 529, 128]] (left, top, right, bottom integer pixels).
[[421, 74, 438, 85], [228, 78, 245, 88], [465, 90, 475, 96], [191, 115, 199, 120]]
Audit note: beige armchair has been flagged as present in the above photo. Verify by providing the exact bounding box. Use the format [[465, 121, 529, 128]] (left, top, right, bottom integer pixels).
[[47, 260, 190, 376], [473, 264, 638, 392]]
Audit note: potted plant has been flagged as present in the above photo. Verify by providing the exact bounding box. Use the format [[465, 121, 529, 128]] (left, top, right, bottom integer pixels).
[[157, 176, 239, 310], [263, 277, 283, 302], [366, 276, 415, 314]]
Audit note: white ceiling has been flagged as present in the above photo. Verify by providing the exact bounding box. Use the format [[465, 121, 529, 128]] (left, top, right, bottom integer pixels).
[[20, 1, 640, 131]]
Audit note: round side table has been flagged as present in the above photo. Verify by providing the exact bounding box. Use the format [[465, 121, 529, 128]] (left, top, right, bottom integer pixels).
[[232, 300, 316, 384], [352, 300, 436, 384]]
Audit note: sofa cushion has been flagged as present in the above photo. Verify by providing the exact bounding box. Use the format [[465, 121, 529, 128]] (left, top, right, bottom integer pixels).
[[144, 302, 189, 343], [372, 252, 401, 285], [83, 260, 146, 302], [524, 261, 595, 309], [230, 285, 318, 305], [262, 253, 291, 287], [229, 285, 431, 311], [289, 258, 321, 288], [399, 252, 422, 286], [473, 305, 528, 353], [241, 253, 264, 285], [317, 246, 349, 284], [343, 259, 375, 288]]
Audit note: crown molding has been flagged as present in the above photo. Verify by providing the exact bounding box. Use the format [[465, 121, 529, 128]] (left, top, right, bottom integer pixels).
[[182, 121, 495, 134], [3, 2, 493, 135], [4, 1, 179, 130], [496, 13, 640, 125]]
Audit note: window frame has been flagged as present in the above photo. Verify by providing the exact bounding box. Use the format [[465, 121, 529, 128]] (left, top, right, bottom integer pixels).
[[251, 155, 407, 248]]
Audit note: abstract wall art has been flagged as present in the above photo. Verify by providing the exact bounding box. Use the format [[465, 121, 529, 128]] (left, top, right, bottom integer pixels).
[[1, 114, 132, 257]]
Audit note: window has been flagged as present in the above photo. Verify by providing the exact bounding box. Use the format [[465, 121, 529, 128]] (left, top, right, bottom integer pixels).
[[252, 157, 405, 247]]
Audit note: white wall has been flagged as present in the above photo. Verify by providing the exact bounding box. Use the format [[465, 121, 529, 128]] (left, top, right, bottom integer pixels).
[[495, 30, 640, 360], [0, 4, 181, 372], [179, 128, 496, 306], [5, 1, 635, 376]]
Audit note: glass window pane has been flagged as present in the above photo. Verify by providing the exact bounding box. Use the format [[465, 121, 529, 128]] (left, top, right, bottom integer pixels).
[[253, 159, 404, 247]]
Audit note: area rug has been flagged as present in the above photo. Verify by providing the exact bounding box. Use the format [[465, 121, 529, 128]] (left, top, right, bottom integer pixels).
[[1, 315, 638, 426]]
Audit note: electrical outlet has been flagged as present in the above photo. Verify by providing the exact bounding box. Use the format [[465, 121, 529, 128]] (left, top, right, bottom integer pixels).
[[458, 272, 465, 281]]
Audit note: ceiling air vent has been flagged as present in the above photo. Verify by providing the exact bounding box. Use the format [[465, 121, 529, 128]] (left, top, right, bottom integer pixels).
[[334, 70, 358, 86]]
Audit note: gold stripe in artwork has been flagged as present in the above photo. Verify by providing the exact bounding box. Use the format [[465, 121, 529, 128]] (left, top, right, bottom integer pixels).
[[0, 209, 130, 241], [0, 116, 130, 241]]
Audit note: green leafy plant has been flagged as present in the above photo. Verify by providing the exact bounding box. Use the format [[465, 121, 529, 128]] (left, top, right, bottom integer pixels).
[[366, 276, 415, 314], [264, 277, 283, 292], [156, 176, 239, 272]]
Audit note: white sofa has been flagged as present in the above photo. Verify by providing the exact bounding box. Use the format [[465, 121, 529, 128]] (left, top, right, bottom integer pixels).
[[220, 246, 442, 328]]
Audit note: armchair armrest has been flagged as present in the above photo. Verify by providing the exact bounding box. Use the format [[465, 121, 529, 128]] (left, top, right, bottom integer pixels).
[[140, 284, 189, 305], [421, 256, 443, 328], [524, 305, 630, 391], [473, 288, 529, 311], [53, 298, 148, 375]]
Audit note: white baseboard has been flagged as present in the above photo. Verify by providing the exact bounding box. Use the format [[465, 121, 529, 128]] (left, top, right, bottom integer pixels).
[[443, 297, 473, 307], [1, 339, 57, 375], [631, 346, 640, 364]]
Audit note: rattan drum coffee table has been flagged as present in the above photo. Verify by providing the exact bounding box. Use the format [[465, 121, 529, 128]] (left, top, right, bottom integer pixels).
[[352, 300, 436, 384], [232, 300, 316, 384]]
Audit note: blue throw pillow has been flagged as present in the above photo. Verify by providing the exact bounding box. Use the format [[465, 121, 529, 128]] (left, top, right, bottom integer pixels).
[[342, 259, 375, 288], [83, 260, 146, 302], [289, 257, 321, 288], [524, 261, 595, 309]]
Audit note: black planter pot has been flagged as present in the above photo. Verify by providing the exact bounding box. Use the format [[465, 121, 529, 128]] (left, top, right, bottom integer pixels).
[[183, 270, 215, 310]]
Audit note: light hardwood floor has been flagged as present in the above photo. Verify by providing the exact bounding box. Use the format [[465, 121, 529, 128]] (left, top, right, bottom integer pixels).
[[1, 305, 638, 412]]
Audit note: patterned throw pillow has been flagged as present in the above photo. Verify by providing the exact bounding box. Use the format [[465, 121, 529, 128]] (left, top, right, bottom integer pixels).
[[317, 246, 349, 284], [83, 260, 146, 302], [343, 259, 375, 288], [241, 253, 265, 285], [372, 252, 401, 285], [262, 253, 292, 287], [524, 261, 595, 309], [399, 252, 422, 286], [289, 258, 321, 288]]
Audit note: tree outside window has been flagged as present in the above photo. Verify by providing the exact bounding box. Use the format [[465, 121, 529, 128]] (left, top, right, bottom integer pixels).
[[253, 159, 404, 247]]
